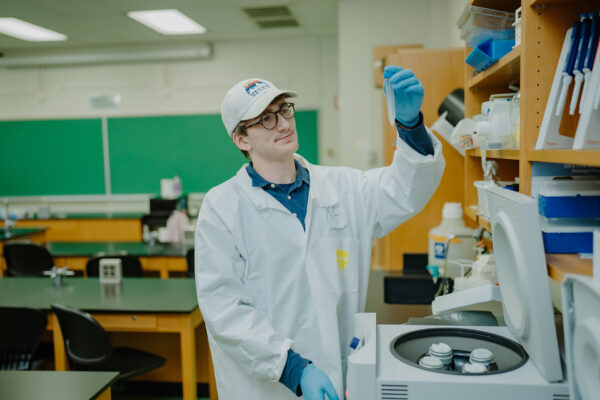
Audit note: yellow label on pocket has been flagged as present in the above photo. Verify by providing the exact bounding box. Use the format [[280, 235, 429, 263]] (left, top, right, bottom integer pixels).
[[336, 249, 349, 270]]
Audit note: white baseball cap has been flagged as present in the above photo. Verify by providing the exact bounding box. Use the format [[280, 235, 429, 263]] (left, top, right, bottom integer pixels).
[[221, 78, 297, 136]]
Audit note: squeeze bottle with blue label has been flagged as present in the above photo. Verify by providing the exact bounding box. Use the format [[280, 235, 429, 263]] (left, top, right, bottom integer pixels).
[[427, 202, 477, 278]]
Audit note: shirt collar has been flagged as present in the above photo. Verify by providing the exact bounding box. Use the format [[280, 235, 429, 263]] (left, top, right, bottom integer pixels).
[[246, 159, 310, 188]]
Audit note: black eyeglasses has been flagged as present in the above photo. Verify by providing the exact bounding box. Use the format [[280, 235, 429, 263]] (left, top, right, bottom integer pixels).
[[246, 102, 295, 130]]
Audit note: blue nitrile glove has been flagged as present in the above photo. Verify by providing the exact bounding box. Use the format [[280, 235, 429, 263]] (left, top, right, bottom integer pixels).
[[383, 65, 424, 126], [299, 364, 340, 400]]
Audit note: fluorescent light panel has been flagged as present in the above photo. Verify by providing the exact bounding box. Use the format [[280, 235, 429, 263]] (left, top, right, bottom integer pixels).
[[0, 18, 67, 41], [127, 9, 206, 35]]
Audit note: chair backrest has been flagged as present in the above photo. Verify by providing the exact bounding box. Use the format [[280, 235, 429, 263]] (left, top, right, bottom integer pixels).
[[86, 255, 143, 277], [149, 198, 178, 213], [51, 303, 113, 371], [186, 248, 194, 277], [3, 243, 54, 277], [0, 307, 47, 370]]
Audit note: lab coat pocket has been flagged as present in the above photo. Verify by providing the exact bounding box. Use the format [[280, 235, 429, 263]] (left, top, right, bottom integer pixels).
[[316, 237, 359, 294]]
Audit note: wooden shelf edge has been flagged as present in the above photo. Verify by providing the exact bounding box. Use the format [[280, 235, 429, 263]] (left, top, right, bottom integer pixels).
[[478, 215, 492, 232], [465, 206, 478, 222], [464, 206, 492, 232], [528, 149, 600, 167], [546, 254, 593, 283], [530, 0, 590, 6], [470, 0, 521, 12], [468, 46, 521, 89], [467, 148, 521, 160]]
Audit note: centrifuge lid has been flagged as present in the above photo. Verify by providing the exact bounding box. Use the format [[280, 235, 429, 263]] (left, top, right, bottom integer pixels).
[[486, 186, 563, 382], [562, 274, 600, 400]]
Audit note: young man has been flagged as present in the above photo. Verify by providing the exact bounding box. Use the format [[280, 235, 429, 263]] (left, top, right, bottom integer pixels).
[[195, 67, 445, 400]]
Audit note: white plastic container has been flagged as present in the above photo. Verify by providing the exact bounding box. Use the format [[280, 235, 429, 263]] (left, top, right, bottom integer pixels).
[[474, 180, 497, 218], [456, 4, 515, 47], [428, 202, 477, 278], [513, 7, 522, 47]]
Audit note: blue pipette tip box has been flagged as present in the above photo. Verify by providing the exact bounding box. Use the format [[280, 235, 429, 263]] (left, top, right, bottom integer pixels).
[[466, 37, 516, 72]]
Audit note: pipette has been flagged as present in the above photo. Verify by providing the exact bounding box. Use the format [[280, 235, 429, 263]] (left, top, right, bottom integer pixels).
[[569, 14, 591, 115], [580, 12, 600, 113], [556, 19, 582, 116]]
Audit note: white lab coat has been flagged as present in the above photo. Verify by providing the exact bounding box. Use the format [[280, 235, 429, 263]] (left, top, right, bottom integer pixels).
[[194, 132, 445, 400]]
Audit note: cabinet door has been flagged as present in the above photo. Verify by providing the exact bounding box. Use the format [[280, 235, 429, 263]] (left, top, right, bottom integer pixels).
[[373, 48, 469, 271]]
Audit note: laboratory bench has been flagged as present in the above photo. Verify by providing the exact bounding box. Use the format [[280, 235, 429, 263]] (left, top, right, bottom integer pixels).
[[0, 370, 119, 400], [0, 226, 47, 242], [48, 241, 191, 279], [17, 214, 143, 242], [0, 277, 214, 400]]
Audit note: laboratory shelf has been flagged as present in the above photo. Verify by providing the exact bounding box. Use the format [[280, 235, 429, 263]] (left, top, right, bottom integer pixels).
[[465, 207, 592, 284], [470, 0, 521, 11], [546, 254, 593, 283], [528, 150, 600, 167], [478, 215, 492, 232], [464, 205, 478, 222], [468, 46, 521, 89], [463, 206, 493, 232], [467, 148, 521, 160], [530, 0, 592, 6]]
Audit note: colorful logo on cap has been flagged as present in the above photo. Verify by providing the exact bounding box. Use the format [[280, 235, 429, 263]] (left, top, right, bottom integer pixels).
[[244, 80, 271, 97]]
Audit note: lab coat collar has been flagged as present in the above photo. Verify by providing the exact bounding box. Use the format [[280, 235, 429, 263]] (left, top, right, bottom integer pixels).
[[294, 154, 338, 208], [235, 154, 339, 210]]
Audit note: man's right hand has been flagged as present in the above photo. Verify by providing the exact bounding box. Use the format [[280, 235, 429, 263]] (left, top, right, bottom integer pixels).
[[299, 364, 340, 400]]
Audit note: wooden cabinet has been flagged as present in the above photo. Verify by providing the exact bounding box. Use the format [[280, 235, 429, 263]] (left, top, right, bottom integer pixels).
[[17, 218, 142, 242], [463, 0, 599, 281], [373, 48, 468, 271]]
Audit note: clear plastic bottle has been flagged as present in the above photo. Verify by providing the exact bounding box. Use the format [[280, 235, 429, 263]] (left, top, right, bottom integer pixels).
[[172, 172, 182, 198], [428, 202, 477, 278]]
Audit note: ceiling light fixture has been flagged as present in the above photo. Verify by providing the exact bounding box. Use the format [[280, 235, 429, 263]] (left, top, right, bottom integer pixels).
[[0, 18, 67, 42], [0, 43, 213, 68], [127, 9, 206, 35]]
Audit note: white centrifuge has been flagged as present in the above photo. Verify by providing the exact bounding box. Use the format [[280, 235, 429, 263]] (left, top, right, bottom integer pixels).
[[346, 186, 581, 400]]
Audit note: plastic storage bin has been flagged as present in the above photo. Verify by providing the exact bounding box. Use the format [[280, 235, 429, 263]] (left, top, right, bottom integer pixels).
[[466, 38, 515, 72], [540, 216, 600, 253], [457, 5, 515, 47], [538, 180, 600, 218]]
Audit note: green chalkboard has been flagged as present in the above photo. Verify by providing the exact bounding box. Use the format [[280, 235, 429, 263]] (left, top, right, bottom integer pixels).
[[0, 119, 105, 196], [0, 111, 318, 197], [108, 111, 318, 194]]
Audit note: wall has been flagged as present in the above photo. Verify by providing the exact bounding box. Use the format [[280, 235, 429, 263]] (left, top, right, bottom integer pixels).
[[0, 0, 467, 174], [0, 35, 339, 165], [338, 0, 465, 169]]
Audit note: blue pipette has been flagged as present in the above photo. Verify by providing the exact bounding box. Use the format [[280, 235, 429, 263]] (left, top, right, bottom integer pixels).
[[580, 12, 600, 113], [556, 19, 582, 116], [570, 14, 591, 115]]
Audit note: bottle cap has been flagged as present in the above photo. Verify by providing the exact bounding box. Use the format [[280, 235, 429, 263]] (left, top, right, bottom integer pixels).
[[442, 202, 463, 219], [469, 348, 495, 364], [428, 342, 452, 358], [462, 362, 488, 374], [419, 356, 444, 370]]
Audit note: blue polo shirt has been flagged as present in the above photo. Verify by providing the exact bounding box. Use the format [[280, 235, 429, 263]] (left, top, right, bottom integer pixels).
[[247, 116, 432, 396], [246, 159, 310, 230]]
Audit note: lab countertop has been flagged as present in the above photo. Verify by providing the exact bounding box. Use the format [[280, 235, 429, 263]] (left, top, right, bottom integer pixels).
[[0, 277, 198, 312], [22, 212, 144, 220], [48, 241, 192, 257], [0, 227, 47, 241], [0, 371, 119, 400], [366, 269, 432, 325]]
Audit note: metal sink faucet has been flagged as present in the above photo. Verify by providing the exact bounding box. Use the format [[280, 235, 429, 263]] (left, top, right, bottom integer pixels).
[[3, 199, 16, 237]]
